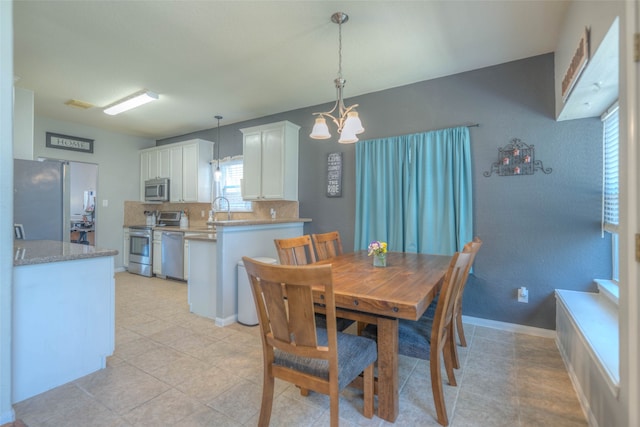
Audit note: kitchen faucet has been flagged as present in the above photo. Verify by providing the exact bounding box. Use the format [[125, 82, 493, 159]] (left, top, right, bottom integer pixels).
[[212, 196, 231, 221]]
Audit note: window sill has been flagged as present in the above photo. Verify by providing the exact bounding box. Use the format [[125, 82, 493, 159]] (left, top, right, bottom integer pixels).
[[594, 279, 619, 306]]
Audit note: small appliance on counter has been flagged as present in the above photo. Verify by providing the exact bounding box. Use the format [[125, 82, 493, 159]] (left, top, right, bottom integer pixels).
[[156, 211, 181, 227], [144, 210, 158, 226]]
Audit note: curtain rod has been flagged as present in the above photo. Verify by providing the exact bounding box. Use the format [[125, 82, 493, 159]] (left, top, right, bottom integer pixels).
[[467, 123, 480, 128]]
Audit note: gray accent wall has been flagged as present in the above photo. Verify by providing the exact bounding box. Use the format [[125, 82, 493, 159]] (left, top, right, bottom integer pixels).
[[159, 53, 610, 330]]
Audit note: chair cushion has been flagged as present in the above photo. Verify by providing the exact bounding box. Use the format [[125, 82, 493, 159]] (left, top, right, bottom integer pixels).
[[361, 316, 433, 360], [274, 328, 377, 390]]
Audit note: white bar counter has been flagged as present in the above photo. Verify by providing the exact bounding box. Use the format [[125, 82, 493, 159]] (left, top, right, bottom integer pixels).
[[12, 240, 118, 403]]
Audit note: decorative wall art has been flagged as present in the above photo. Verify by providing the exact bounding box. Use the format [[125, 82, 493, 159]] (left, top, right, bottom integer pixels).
[[46, 132, 94, 154], [326, 152, 343, 197], [483, 138, 552, 177]]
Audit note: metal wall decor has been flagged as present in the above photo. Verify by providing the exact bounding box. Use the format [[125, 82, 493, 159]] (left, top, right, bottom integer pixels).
[[483, 138, 552, 177]]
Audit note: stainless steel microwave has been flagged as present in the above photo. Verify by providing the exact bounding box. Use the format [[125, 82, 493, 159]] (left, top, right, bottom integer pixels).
[[145, 178, 169, 202]]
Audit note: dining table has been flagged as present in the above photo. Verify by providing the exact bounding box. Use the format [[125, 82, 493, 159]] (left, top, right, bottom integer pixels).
[[313, 250, 452, 423]]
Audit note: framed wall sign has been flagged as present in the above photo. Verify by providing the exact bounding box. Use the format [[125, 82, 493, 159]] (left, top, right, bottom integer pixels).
[[46, 132, 94, 154], [326, 152, 343, 197]]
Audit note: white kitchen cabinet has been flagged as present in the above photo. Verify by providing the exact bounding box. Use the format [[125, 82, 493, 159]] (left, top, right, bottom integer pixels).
[[123, 228, 130, 268], [180, 141, 211, 203], [241, 120, 300, 201], [183, 236, 190, 281], [140, 139, 213, 203], [153, 230, 162, 276]]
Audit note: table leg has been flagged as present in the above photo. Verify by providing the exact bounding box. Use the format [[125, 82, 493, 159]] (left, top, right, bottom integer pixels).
[[376, 317, 399, 422]]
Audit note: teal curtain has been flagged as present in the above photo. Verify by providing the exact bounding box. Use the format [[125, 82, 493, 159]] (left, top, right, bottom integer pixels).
[[355, 126, 472, 255]]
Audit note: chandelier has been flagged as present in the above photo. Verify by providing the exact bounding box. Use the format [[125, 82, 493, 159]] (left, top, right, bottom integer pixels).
[[309, 12, 364, 144]]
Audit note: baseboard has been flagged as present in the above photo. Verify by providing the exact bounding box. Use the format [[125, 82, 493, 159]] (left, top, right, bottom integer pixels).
[[461, 315, 556, 339], [114, 267, 126, 273], [216, 314, 237, 327]]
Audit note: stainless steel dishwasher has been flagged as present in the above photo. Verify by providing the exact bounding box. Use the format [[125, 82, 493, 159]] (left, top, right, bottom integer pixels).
[[161, 231, 184, 280]]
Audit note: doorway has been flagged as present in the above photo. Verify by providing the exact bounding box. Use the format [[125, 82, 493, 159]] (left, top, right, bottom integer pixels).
[[69, 161, 98, 245]]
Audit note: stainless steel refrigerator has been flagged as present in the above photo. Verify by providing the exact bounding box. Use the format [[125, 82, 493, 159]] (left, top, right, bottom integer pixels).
[[14, 159, 70, 241]]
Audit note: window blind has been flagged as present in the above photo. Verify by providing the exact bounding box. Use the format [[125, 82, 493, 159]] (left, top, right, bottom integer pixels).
[[214, 156, 252, 211], [602, 102, 619, 234]]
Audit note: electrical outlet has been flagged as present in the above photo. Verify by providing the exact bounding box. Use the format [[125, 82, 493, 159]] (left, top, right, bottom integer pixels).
[[201, 210, 205, 218], [518, 286, 529, 303]]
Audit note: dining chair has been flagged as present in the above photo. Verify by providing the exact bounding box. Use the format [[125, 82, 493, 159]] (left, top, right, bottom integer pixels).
[[362, 251, 473, 426], [311, 231, 344, 260], [421, 237, 482, 369], [274, 235, 354, 332], [242, 257, 377, 427], [453, 237, 483, 348], [274, 235, 317, 265]]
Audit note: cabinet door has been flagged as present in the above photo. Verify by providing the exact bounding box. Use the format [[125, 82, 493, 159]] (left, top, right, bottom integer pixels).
[[169, 146, 183, 202], [181, 143, 199, 202], [140, 151, 152, 200], [157, 148, 171, 178], [260, 126, 285, 199], [148, 150, 160, 180], [153, 231, 162, 275], [123, 229, 130, 268], [242, 132, 263, 200], [183, 238, 189, 281]]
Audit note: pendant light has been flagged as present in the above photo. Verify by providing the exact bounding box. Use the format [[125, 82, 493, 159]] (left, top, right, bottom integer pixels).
[[214, 115, 222, 182], [309, 12, 364, 144]]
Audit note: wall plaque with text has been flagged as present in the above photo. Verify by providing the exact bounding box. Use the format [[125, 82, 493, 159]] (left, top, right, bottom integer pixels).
[[326, 152, 342, 197], [46, 132, 94, 154]]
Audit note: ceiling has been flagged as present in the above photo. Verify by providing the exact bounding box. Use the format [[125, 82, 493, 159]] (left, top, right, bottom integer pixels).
[[13, 1, 571, 140]]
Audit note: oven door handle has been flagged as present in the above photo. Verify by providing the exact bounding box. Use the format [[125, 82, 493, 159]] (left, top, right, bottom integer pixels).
[[129, 231, 152, 238]]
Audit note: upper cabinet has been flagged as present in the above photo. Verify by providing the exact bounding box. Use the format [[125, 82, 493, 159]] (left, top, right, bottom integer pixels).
[[140, 139, 214, 203], [241, 121, 300, 201]]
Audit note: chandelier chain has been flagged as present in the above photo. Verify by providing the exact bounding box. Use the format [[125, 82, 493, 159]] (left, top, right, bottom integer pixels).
[[337, 16, 342, 79]]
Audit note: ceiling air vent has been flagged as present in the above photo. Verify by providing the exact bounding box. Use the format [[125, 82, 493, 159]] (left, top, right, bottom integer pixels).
[[65, 99, 94, 109]]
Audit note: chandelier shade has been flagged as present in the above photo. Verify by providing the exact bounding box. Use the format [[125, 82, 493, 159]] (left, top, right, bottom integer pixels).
[[310, 12, 364, 144]]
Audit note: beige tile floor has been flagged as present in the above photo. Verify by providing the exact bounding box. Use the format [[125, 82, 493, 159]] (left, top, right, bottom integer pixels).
[[14, 272, 588, 427]]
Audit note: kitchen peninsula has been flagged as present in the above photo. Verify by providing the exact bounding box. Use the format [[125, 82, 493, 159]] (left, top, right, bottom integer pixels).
[[12, 240, 118, 403], [186, 218, 310, 326]]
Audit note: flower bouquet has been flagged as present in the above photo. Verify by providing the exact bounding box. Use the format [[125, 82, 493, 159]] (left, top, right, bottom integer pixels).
[[368, 241, 388, 267]]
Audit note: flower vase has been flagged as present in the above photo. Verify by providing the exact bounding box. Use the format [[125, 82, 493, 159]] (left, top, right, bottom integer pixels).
[[373, 253, 387, 267]]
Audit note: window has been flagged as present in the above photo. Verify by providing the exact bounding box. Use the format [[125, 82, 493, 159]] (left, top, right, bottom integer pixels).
[[214, 156, 252, 211], [602, 101, 619, 281]]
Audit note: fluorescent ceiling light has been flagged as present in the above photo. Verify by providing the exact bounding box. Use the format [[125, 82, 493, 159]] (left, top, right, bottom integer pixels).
[[104, 90, 159, 115]]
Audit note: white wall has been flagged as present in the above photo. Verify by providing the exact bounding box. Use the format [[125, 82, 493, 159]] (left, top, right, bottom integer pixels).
[[33, 116, 155, 268], [1, 1, 14, 422], [13, 87, 33, 160]]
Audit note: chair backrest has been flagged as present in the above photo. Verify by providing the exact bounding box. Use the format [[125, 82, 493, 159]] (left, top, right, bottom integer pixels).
[[274, 235, 317, 265], [242, 256, 338, 370], [456, 237, 483, 305], [432, 252, 473, 344], [311, 231, 344, 261]]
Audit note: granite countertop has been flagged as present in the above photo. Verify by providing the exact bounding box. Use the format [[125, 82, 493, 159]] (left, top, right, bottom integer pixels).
[[124, 218, 312, 232], [13, 240, 119, 266]]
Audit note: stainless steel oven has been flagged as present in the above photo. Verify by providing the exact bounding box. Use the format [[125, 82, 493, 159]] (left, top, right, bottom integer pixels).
[[128, 225, 153, 277]]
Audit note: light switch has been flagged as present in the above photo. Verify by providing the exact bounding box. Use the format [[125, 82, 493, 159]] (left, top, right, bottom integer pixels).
[[102, 199, 108, 207]]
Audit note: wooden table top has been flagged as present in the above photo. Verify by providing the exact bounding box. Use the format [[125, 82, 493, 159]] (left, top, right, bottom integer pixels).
[[314, 251, 452, 321]]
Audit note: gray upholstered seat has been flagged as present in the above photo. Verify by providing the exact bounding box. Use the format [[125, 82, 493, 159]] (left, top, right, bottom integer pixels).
[[363, 316, 433, 360], [275, 328, 378, 390]]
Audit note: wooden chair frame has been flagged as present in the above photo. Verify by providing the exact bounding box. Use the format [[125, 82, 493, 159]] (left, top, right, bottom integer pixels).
[[274, 235, 317, 265], [242, 257, 375, 427], [311, 231, 344, 261]]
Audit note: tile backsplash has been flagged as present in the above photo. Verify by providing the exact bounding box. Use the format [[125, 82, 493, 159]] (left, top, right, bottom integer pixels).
[[123, 200, 299, 227]]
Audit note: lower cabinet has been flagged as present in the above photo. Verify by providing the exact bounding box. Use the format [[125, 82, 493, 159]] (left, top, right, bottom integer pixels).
[[153, 230, 162, 276], [123, 228, 130, 268]]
